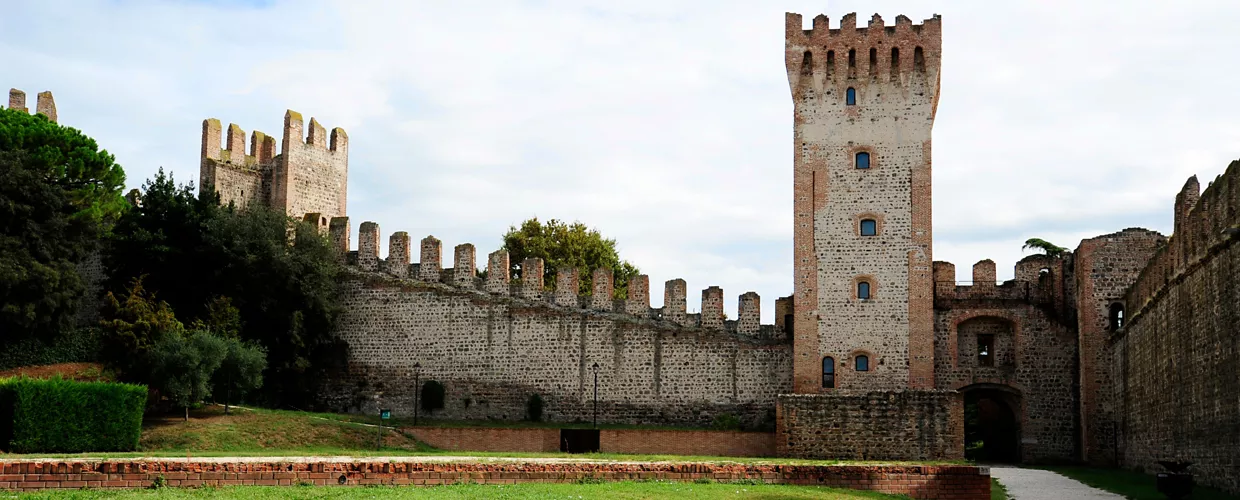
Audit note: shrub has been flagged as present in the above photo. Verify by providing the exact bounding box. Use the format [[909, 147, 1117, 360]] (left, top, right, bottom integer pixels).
[[0, 328, 102, 370], [420, 380, 445, 413], [711, 413, 742, 431], [526, 393, 544, 422], [0, 376, 146, 453]]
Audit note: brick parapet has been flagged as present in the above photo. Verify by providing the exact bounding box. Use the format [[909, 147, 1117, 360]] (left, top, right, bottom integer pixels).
[[0, 459, 989, 499]]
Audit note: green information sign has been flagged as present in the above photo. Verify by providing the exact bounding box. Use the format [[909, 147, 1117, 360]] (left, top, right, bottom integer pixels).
[[380, 409, 391, 420]]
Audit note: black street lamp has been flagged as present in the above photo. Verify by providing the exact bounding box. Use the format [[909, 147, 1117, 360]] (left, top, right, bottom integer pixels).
[[413, 362, 422, 427], [591, 362, 600, 428]]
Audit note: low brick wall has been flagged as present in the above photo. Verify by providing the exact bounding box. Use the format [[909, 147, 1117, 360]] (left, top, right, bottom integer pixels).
[[0, 459, 990, 499], [405, 427, 560, 452], [777, 391, 965, 460], [599, 429, 775, 457]]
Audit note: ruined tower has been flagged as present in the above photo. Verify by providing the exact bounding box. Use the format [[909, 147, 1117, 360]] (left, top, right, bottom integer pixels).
[[7, 88, 57, 123], [785, 13, 942, 392], [200, 111, 348, 225]]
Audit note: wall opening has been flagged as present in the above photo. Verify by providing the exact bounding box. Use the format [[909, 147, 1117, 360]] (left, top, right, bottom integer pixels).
[[560, 429, 600, 453], [826, 49, 835, 77], [890, 47, 900, 76], [977, 334, 995, 367], [857, 281, 871, 299], [1108, 303, 1125, 330], [822, 357, 835, 388], [846, 87, 857, 105], [848, 48, 856, 68], [783, 313, 793, 334], [800, 51, 813, 76], [855, 355, 869, 372], [962, 385, 1022, 463], [855, 151, 870, 169], [914, 46, 925, 72], [860, 218, 877, 236], [868, 47, 877, 75]]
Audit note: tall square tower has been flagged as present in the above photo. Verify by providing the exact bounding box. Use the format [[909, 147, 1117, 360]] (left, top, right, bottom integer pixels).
[[785, 12, 942, 392]]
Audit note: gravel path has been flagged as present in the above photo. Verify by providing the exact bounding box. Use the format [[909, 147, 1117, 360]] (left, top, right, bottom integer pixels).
[[990, 466, 1123, 500]]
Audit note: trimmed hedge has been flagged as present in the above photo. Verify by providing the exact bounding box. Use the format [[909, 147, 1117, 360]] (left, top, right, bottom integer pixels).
[[0, 376, 147, 453]]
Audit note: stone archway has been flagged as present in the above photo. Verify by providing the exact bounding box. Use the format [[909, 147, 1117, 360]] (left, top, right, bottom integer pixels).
[[960, 383, 1022, 463]]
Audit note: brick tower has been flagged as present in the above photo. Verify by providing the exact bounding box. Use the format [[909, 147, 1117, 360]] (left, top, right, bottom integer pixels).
[[785, 12, 942, 392]]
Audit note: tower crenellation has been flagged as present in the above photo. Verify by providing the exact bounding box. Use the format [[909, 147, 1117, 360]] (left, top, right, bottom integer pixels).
[[200, 110, 348, 226], [7, 88, 58, 123]]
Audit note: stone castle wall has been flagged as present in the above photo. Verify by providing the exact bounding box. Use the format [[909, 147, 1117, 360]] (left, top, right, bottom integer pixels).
[[931, 257, 1079, 463], [785, 13, 942, 393], [320, 221, 792, 429], [1113, 163, 1240, 493], [775, 391, 964, 461]]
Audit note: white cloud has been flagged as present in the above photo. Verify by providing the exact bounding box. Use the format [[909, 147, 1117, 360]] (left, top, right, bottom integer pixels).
[[4, 0, 1239, 322]]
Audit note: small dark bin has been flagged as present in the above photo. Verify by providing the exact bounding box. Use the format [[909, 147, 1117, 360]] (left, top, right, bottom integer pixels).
[[1156, 461, 1194, 500], [560, 429, 600, 454]]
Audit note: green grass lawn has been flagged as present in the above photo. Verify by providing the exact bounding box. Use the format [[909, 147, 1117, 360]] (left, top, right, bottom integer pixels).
[[989, 478, 1008, 500], [1040, 466, 1240, 500], [12, 482, 909, 499], [0, 404, 961, 466]]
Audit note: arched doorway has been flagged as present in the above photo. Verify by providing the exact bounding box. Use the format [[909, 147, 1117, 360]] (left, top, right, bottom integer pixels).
[[961, 383, 1022, 463]]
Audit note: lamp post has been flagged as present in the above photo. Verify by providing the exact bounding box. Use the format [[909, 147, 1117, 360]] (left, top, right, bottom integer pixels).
[[591, 362, 600, 428], [413, 362, 421, 426]]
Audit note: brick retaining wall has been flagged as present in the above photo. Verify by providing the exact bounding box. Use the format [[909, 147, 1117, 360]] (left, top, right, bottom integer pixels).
[[402, 426, 777, 457], [0, 459, 990, 499], [599, 429, 776, 457]]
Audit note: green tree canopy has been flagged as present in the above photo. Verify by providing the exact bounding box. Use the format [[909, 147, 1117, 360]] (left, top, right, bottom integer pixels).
[[501, 217, 640, 298], [212, 337, 267, 415], [0, 108, 127, 343], [102, 171, 345, 408], [97, 275, 183, 379], [148, 329, 228, 420], [1022, 238, 1068, 258]]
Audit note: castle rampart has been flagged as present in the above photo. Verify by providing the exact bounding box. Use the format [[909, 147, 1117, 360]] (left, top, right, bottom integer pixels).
[[321, 220, 792, 428], [1110, 161, 1240, 491]]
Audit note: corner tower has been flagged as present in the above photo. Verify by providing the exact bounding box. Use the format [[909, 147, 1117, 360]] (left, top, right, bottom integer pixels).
[[785, 12, 942, 392]]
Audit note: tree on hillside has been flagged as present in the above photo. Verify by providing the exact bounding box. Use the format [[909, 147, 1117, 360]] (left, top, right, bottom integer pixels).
[[211, 337, 267, 415], [148, 329, 228, 421], [103, 172, 345, 408], [98, 275, 183, 380], [0, 108, 127, 343], [500, 218, 640, 298], [1022, 238, 1068, 258]]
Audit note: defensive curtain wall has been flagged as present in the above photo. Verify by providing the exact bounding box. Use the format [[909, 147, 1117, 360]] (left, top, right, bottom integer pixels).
[[319, 220, 794, 430], [1111, 163, 1240, 493]]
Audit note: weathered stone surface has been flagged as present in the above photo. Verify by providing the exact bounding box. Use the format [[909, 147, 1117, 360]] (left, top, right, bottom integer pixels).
[[776, 391, 963, 460]]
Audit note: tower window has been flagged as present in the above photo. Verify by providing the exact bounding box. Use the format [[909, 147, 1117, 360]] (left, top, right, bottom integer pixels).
[[914, 46, 925, 72], [855, 355, 870, 372], [822, 357, 835, 388], [855, 151, 870, 169], [857, 281, 871, 300], [826, 50, 835, 77], [800, 50, 813, 76], [860, 219, 877, 236], [978, 334, 995, 367], [868, 47, 877, 74], [846, 87, 857, 105], [848, 48, 856, 68], [1109, 303, 1125, 330], [783, 313, 793, 333], [891, 47, 900, 74]]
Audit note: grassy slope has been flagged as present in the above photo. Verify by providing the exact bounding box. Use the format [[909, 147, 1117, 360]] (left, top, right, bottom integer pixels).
[[3, 404, 962, 465], [990, 478, 1009, 500], [14, 482, 909, 499], [1040, 466, 1240, 500]]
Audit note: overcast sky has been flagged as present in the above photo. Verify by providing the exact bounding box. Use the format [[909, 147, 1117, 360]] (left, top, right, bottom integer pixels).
[[5, 0, 1239, 322]]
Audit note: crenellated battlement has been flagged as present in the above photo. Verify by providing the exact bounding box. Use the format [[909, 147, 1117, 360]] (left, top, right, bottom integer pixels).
[[931, 256, 1064, 305], [200, 109, 349, 222], [6, 88, 57, 123], [340, 219, 784, 340], [785, 12, 942, 92]]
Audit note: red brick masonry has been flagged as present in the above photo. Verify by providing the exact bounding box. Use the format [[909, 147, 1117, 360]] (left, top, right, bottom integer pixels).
[[0, 459, 989, 499]]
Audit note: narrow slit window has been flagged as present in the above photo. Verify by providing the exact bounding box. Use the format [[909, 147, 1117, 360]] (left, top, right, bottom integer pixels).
[[855, 355, 870, 372], [855, 151, 870, 169], [1109, 303, 1125, 330], [800, 50, 813, 76], [822, 357, 835, 388], [890, 47, 900, 74], [846, 87, 857, 105], [848, 48, 856, 68], [783, 313, 793, 333], [826, 50, 835, 77], [869, 47, 877, 74], [978, 334, 995, 367], [857, 281, 871, 300], [914, 46, 925, 72], [860, 219, 877, 236]]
